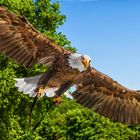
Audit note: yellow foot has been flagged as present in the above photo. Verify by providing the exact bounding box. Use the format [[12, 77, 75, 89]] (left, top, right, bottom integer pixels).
[[37, 86, 44, 97], [53, 95, 62, 105]]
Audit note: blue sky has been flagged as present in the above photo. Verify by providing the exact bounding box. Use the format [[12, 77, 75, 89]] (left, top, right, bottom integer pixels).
[[55, 0, 140, 90]]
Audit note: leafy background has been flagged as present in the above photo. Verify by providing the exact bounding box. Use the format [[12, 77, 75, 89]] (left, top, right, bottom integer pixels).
[[0, 0, 139, 139]]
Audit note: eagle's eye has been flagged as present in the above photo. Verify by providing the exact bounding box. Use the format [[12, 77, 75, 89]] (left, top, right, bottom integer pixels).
[[89, 60, 91, 63]]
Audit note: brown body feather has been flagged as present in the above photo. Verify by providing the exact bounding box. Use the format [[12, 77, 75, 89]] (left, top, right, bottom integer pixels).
[[38, 57, 80, 89]]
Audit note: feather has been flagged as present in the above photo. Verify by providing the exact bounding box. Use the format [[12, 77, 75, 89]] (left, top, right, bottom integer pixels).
[[68, 53, 91, 72], [43, 87, 58, 97], [64, 90, 73, 99], [14, 74, 42, 96], [0, 6, 65, 68], [73, 68, 140, 124]]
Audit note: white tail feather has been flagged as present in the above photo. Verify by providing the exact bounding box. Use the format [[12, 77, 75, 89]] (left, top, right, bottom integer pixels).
[[29, 90, 37, 97], [14, 75, 42, 97], [64, 85, 76, 99], [64, 91, 73, 99], [23, 84, 34, 93], [14, 74, 58, 98], [42, 87, 58, 97]]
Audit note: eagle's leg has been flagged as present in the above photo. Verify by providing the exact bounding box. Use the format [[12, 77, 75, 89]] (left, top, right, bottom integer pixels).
[[29, 67, 57, 127], [53, 81, 72, 105], [37, 67, 57, 90], [29, 87, 45, 128]]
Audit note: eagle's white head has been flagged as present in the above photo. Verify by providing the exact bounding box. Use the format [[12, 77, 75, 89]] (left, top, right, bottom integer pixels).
[[68, 53, 91, 72]]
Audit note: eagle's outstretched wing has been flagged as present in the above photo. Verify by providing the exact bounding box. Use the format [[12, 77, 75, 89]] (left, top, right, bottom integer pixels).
[[0, 6, 65, 67], [73, 68, 140, 125]]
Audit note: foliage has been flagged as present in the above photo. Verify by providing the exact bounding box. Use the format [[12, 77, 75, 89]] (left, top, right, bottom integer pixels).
[[0, 0, 139, 139]]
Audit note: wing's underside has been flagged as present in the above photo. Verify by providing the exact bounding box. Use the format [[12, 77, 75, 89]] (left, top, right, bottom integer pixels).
[[73, 68, 140, 125], [0, 6, 65, 67]]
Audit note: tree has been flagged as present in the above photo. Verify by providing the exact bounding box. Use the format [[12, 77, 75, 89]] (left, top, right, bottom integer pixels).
[[0, 0, 139, 139]]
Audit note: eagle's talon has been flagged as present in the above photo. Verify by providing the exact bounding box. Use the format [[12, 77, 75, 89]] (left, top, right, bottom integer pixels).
[[37, 86, 44, 97], [53, 95, 62, 105]]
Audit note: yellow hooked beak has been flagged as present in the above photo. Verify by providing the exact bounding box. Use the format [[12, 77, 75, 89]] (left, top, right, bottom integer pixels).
[[81, 58, 90, 69]]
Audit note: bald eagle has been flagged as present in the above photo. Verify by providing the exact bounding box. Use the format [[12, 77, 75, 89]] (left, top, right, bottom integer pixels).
[[0, 6, 140, 125]]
